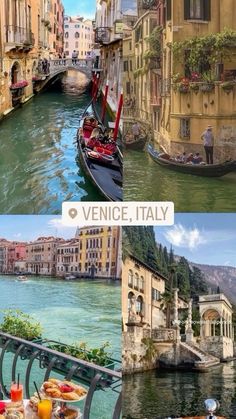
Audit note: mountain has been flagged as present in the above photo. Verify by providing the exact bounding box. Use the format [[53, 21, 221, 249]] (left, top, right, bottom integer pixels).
[[191, 263, 236, 304]]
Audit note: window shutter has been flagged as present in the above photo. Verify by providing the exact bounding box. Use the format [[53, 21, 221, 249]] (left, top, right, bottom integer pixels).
[[184, 0, 190, 20], [204, 0, 211, 21], [166, 0, 172, 21]]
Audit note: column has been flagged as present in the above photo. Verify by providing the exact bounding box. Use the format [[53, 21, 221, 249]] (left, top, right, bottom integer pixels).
[[173, 288, 180, 342], [220, 317, 223, 336], [213, 321, 216, 337], [186, 298, 194, 343]]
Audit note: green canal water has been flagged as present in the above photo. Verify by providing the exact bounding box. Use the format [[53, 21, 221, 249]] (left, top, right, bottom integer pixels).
[[124, 150, 236, 211], [0, 70, 103, 214], [0, 275, 121, 419], [123, 364, 236, 418]]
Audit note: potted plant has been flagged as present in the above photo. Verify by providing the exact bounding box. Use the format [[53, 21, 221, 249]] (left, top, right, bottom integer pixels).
[[200, 72, 215, 92], [178, 77, 190, 93], [221, 81, 235, 93], [0, 309, 42, 342]]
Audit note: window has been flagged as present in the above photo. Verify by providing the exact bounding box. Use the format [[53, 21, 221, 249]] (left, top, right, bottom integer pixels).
[[75, 24, 80, 28], [180, 118, 190, 139], [124, 60, 128, 72], [75, 32, 79, 38], [130, 60, 132, 71], [65, 32, 69, 38], [184, 0, 211, 21], [166, 0, 172, 21], [126, 81, 131, 95], [152, 288, 160, 301], [128, 270, 133, 287]]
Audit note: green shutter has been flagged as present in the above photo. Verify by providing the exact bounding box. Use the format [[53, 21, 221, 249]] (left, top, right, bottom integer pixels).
[[167, 0, 172, 20], [204, 0, 211, 21], [184, 0, 190, 20]]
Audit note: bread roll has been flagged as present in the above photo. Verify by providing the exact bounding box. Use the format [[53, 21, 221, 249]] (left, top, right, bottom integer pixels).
[[61, 392, 80, 401]]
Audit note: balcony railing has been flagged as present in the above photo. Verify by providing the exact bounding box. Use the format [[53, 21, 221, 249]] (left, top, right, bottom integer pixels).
[[0, 332, 121, 419], [5, 26, 35, 47], [94, 27, 111, 45]]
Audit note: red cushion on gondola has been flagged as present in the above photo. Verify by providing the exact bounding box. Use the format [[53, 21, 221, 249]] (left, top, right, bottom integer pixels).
[[95, 146, 113, 156]]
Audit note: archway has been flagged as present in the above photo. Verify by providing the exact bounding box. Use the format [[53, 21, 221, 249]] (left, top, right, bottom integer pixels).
[[11, 61, 20, 84], [201, 308, 221, 337]]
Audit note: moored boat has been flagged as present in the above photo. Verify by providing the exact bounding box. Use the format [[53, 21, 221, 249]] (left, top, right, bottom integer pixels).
[[166, 399, 226, 419], [77, 102, 123, 201], [147, 143, 236, 177]]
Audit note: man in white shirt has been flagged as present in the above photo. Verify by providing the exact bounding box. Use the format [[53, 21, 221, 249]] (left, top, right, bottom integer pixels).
[[201, 125, 214, 164]]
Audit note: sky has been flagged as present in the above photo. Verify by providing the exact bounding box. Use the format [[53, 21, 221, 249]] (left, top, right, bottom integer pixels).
[[63, 0, 96, 19], [0, 216, 76, 242], [155, 214, 236, 268]]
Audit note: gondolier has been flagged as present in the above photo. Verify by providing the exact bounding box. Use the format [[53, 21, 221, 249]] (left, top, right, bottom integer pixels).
[[201, 126, 214, 165]]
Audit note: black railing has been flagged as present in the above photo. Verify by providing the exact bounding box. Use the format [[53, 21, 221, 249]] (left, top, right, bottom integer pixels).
[[94, 27, 111, 44], [5, 26, 35, 46], [0, 332, 121, 419]]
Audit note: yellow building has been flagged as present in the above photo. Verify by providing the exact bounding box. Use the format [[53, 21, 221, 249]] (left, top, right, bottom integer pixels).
[[160, 0, 236, 160], [123, 8, 162, 141], [122, 254, 188, 332], [0, 0, 64, 117], [57, 226, 121, 279]]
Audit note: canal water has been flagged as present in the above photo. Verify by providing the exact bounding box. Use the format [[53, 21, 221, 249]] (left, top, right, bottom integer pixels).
[[0, 275, 121, 418], [123, 364, 236, 418], [124, 150, 236, 211], [0, 70, 103, 214]]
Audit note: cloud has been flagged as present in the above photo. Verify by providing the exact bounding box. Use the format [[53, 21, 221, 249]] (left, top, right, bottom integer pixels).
[[14, 233, 22, 238], [48, 218, 64, 229], [164, 224, 207, 251]]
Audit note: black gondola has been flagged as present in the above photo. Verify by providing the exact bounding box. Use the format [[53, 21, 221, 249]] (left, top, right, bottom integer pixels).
[[125, 134, 147, 151], [77, 101, 123, 201], [147, 144, 236, 178]]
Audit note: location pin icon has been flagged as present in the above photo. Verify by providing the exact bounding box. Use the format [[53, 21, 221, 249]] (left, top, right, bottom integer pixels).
[[68, 208, 78, 219]]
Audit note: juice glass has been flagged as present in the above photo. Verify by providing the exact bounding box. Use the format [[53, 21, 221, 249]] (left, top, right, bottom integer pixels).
[[10, 383, 23, 403], [38, 399, 52, 419]]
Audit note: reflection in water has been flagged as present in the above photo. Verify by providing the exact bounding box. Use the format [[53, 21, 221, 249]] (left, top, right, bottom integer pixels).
[[0, 70, 103, 214], [124, 150, 236, 211], [123, 364, 236, 418]]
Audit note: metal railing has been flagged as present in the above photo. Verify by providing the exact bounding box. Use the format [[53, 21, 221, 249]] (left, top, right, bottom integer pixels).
[[5, 25, 35, 46], [0, 332, 121, 419]]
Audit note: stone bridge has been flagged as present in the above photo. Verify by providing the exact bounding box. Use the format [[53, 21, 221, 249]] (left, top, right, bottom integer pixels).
[[34, 58, 94, 91]]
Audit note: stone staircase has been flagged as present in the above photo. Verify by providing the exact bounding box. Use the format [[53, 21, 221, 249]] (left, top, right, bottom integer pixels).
[[181, 342, 220, 370]]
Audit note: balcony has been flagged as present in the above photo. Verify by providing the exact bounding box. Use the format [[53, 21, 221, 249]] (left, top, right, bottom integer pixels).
[[94, 27, 111, 45], [5, 26, 35, 52], [0, 332, 121, 418]]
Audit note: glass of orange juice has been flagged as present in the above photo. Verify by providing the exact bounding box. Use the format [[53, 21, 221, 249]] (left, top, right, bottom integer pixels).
[[38, 399, 52, 419], [10, 382, 23, 403]]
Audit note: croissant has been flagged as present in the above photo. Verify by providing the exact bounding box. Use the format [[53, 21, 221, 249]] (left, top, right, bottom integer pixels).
[[61, 392, 80, 401], [45, 388, 62, 398], [43, 381, 57, 390], [48, 378, 61, 385]]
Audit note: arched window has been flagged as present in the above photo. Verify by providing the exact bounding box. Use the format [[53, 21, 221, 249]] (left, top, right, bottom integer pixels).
[[65, 32, 69, 38], [136, 295, 144, 314], [128, 269, 133, 287], [75, 32, 79, 38], [128, 291, 135, 310], [134, 273, 139, 289], [11, 61, 20, 84], [140, 276, 144, 291]]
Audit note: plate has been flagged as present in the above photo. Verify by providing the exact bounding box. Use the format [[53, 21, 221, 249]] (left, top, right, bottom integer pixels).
[[40, 382, 87, 403]]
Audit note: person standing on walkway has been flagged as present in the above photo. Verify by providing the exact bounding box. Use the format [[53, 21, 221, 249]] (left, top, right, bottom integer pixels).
[[201, 125, 214, 164]]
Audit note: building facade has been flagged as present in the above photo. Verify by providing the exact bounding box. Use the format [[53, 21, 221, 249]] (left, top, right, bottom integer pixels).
[[64, 16, 93, 59], [25, 236, 64, 276], [0, 0, 64, 117], [7, 242, 26, 273]]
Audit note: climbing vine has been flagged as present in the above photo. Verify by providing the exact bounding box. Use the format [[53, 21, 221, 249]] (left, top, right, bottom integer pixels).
[[173, 28, 236, 72]]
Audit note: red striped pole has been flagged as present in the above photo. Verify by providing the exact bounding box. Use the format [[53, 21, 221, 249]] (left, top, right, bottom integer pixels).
[[101, 80, 109, 123], [113, 89, 123, 142]]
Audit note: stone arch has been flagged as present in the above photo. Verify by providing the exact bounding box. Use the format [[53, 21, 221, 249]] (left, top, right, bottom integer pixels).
[[11, 61, 21, 84], [201, 308, 221, 338], [136, 294, 144, 315]]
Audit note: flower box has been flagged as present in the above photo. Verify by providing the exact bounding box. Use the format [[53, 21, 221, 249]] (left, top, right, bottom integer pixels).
[[200, 83, 215, 93], [178, 84, 190, 93], [10, 81, 28, 90], [221, 81, 235, 93]]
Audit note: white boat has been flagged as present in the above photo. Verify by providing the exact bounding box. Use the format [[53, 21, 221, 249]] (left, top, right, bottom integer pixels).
[[17, 275, 28, 282], [64, 275, 77, 280]]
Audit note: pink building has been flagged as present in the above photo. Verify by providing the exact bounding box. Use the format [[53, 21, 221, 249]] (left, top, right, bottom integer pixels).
[[7, 242, 26, 273]]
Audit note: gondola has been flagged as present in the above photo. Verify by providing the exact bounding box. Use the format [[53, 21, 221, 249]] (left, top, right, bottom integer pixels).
[[147, 143, 236, 178], [125, 134, 147, 151], [77, 100, 123, 202]]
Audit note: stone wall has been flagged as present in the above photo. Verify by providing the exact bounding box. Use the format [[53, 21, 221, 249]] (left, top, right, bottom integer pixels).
[[200, 336, 233, 360]]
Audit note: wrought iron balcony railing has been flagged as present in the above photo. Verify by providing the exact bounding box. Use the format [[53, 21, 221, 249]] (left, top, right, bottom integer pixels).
[[5, 26, 35, 47], [0, 332, 121, 419], [94, 27, 111, 45]]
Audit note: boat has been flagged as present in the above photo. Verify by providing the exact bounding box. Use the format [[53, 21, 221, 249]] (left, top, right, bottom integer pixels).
[[125, 133, 147, 151], [147, 143, 236, 177], [168, 399, 226, 418], [77, 101, 123, 202], [17, 275, 28, 282], [64, 275, 77, 280]]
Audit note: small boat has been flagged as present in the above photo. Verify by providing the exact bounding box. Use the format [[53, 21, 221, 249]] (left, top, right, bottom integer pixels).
[[147, 143, 236, 177], [125, 134, 147, 151], [64, 275, 77, 280], [168, 399, 226, 419], [77, 101, 123, 201], [17, 275, 28, 282]]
